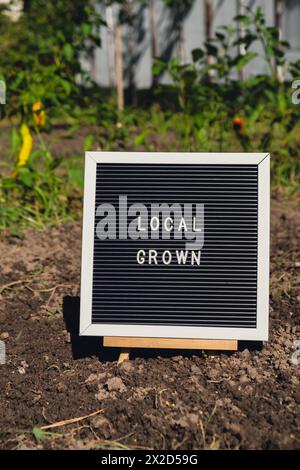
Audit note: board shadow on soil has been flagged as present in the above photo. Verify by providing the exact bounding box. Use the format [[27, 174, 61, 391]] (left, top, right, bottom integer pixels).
[[63, 295, 263, 361], [63, 296, 118, 362]]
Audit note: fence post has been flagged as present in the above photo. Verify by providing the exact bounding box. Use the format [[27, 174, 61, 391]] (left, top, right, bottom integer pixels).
[[115, 23, 124, 111], [237, 0, 247, 81], [274, 0, 284, 82], [205, 0, 214, 78], [149, 0, 158, 88]]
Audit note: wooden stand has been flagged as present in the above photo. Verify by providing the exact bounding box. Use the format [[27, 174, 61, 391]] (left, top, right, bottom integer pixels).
[[103, 337, 238, 364]]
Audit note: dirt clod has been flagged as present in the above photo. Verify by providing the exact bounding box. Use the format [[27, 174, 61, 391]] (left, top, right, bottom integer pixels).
[[106, 377, 126, 393]]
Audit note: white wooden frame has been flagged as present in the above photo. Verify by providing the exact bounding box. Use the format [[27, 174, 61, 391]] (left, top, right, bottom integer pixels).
[[80, 152, 270, 341]]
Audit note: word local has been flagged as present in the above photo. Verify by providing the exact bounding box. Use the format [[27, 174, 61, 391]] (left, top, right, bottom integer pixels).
[[137, 215, 202, 233], [96, 196, 205, 250]]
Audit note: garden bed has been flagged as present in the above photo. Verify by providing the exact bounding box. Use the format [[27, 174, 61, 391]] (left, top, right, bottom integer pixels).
[[0, 200, 299, 450]]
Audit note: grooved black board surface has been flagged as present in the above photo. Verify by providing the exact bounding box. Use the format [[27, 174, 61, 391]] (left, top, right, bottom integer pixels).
[[91, 163, 258, 328]]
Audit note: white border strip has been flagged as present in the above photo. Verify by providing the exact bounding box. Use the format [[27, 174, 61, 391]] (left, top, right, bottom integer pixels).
[[256, 154, 270, 340], [79, 155, 96, 334], [80, 152, 270, 340], [87, 151, 266, 165]]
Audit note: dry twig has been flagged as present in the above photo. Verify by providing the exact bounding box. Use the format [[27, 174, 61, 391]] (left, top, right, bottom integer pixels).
[[40, 409, 103, 430]]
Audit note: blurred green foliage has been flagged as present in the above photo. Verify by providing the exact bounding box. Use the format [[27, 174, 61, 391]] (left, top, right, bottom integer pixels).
[[0, 0, 104, 122], [0, 4, 299, 235]]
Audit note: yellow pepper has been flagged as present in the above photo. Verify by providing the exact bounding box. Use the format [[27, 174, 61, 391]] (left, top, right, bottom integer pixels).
[[18, 123, 33, 167]]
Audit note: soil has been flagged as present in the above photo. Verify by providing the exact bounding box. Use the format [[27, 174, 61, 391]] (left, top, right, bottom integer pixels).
[[0, 200, 299, 450]]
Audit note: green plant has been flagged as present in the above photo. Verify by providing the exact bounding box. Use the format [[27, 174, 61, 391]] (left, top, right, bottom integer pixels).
[[235, 7, 290, 82], [0, 126, 79, 232], [0, 2, 299, 236], [0, 1, 104, 124], [193, 6, 290, 84], [32, 427, 59, 442], [153, 58, 200, 112]]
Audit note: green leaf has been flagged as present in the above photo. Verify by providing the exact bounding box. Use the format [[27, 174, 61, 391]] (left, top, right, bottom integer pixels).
[[205, 43, 218, 57], [215, 32, 226, 41], [9, 127, 21, 154], [60, 79, 72, 96], [235, 52, 257, 71], [193, 113, 205, 129], [68, 167, 84, 188], [234, 15, 251, 26], [83, 134, 95, 152], [134, 130, 149, 147], [192, 48, 204, 62], [63, 44, 74, 62], [34, 186, 48, 206], [17, 168, 34, 188], [170, 57, 180, 69], [32, 427, 45, 441], [27, 149, 44, 169], [152, 59, 166, 76], [32, 427, 58, 442], [234, 33, 257, 49], [196, 128, 207, 147], [278, 92, 287, 115], [273, 48, 285, 59], [81, 23, 92, 38]]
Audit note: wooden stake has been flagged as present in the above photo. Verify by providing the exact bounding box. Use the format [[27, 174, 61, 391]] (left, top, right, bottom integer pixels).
[[115, 23, 124, 111], [274, 0, 284, 40], [178, 25, 185, 65], [149, 0, 158, 88], [237, 0, 247, 81], [205, 0, 213, 46], [106, 4, 115, 87], [274, 0, 284, 82], [205, 0, 214, 78], [126, 0, 137, 106], [117, 348, 130, 364]]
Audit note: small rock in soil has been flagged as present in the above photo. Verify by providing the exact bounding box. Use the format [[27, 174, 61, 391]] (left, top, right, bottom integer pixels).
[[95, 389, 111, 401], [92, 415, 115, 439], [86, 372, 107, 383], [239, 374, 249, 384], [172, 356, 183, 362], [247, 367, 258, 380], [190, 364, 201, 374], [227, 423, 242, 438], [106, 377, 126, 392], [175, 413, 198, 429], [119, 360, 134, 373], [56, 383, 67, 393], [239, 349, 250, 358]]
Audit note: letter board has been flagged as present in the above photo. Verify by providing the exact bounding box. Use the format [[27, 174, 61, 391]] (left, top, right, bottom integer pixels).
[[80, 152, 269, 341]]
